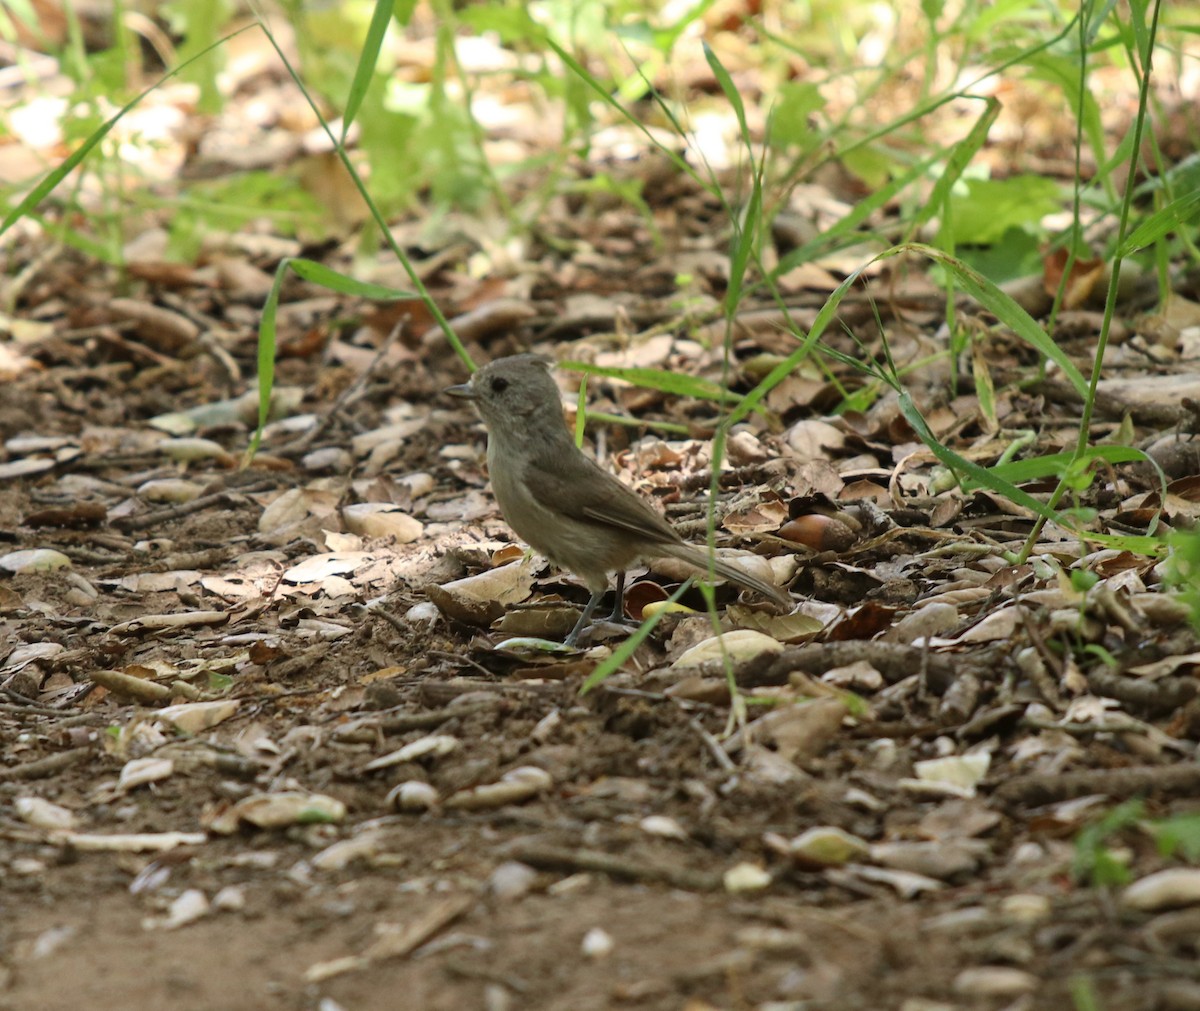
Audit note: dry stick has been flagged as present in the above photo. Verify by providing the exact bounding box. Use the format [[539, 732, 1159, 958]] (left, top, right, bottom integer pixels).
[[366, 603, 409, 637], [0, 699, 73, 717], [1019, 716, 1152, 737], [1018, 605, 1066, 710], [1086, 667, 1197, 716], [505, 842, 722, 892], [112, 481, 277, 533], [676, 704, 737, 774], [418, 678, 565, 708], [0, 747, 92, 781], [994, 764, 1200, 807], [0, 705, 106, 730], [275, 317, 408, 458], [735, 642, 1004, 696], [332, 703, 500, 743]]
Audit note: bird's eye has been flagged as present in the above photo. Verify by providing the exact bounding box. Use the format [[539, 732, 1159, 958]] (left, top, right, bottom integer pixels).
[[490, 377, 509, 393]]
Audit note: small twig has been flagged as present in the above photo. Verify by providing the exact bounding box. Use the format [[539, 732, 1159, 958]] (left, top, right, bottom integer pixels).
[[1018, 605, 1065, 710], [112, 482, 276, 533], [0, 747, 93, 781], [0, 694, 63, 715], [994, 764, 1200, 807], [366, 602, 410, 637], [1019, 717, 1149, 736], [737, 641, 1004, 695], [504, 842, 722, 891], [276, 318, 408, 456], [0, 702, 102, 722], [679, 705, 737, 773]]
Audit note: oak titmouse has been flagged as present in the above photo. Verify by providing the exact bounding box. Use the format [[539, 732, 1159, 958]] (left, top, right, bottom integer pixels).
[[447, 354, 790, 645]]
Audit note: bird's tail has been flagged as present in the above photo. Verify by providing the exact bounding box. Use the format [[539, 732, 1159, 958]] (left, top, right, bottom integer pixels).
[[659, 542, 790, 607]]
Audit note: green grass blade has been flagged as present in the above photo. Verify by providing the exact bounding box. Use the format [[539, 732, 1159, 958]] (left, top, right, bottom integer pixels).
[[917, 97, 1001, 230], [249, 259, 291, 457], [561, 361, 742, 404], [342, 0, 394, 140], [771, 150, 943, 275], [984, 445, 1147, 484], [900, 394, 1164, 553], [541, 35, 698, 186], [1117, 188, 1200, 255], [288, 258, 417, 299], [254, 17, 471, 372], [0, 25, 256, 237], [726, 150, 764, 316], [899, 392, 1070, 523], [905, 243, 1090, 399], [703, 42, 751, 151]]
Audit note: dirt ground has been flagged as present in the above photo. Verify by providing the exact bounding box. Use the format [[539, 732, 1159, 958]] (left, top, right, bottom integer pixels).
[[2, 308, 1200, 1011], [2, 22, 1200, 1008]]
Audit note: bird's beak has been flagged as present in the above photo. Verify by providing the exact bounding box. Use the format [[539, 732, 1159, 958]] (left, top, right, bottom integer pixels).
[[445, 383, 476, 400]]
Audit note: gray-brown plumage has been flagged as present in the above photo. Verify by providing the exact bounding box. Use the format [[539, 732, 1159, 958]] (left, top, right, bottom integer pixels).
[[447, 354, 789, 644]]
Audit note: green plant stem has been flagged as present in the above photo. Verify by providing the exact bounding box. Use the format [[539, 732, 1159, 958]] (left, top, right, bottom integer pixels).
[[1046, 3, 1095, 338], [254, 17, 472, 373], [583, 411, 689, 437], [1018, 0, 1163, 563]]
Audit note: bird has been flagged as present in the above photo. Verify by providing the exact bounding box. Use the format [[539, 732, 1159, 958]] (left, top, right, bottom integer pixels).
[[446, 353, 790, 646]]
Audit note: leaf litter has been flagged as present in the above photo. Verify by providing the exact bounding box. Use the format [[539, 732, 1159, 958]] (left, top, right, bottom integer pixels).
[[1, 18, 1200, 1011]]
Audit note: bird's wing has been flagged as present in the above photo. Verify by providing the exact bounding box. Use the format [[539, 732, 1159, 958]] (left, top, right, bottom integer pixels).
[[522, 448, 681, 545], [523, 443, 788, 605]]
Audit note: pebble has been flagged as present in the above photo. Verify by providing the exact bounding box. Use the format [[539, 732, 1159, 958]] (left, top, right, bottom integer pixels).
[[489, 861, 538, 901], [1123, 868, 1200, 911], [952, 966, 1038, 997], [581, 927, 614, 959]]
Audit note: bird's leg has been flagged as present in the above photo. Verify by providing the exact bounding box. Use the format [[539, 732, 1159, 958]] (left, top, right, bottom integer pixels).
[[606, 571, 626, 623], [564, 587, 605, 647]]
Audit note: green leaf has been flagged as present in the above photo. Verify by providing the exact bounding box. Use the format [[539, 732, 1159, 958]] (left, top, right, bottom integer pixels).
[[1072, 800, 1143, 887], [1153, 814, 1200, 861], [287, 258, 416, 299], [1070, 569, 1100, 592], [768, 81, 823, 150], [703, 42, 751, 151], [342, 0, 394, 139], [560, 362, 739, 403], [909, 243, 1090, 399], [1118, 189, 1200, 255], [954, 227, 1043, 284], [920, 97, 1001, 229], [942, 175, 1061, 245]]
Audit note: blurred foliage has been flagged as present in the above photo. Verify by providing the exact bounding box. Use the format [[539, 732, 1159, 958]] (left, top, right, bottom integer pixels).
[[0, 0, 1193, 557], [1165, 529, 1200, 634], [1073, 800, 1142, 888], [1074, 801, 1200, 891], [1, 0, 1195, 276]]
